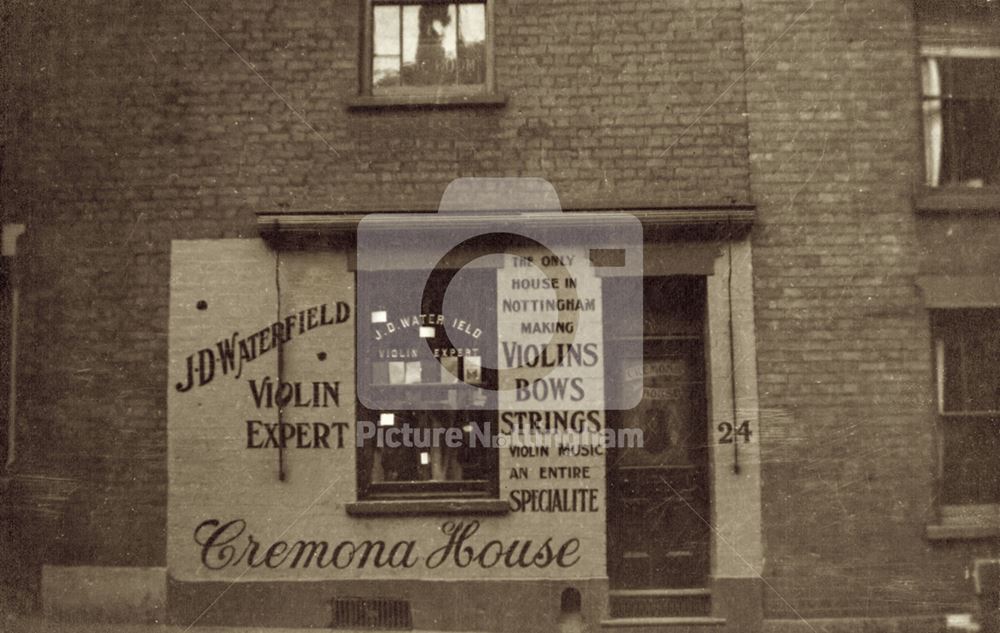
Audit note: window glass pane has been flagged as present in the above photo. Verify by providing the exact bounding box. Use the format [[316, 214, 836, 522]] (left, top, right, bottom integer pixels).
[[962, 326, 1000, 411], [941, 336, 965, 412], [940, 98, 1000, 187], [613, 347, 705, 469], [443, 5, 458, 64], [459, 4, 485, 44], [357, 267, 498, 497], [402, 5, 419, 66], [945, 58, 1000, 100], [373, 55, 401, 88], [364, 411, 491, 484], [376, 1, 487, 90], [373, 5, 400, 56], [401, 4, 458, 86], [936, 309, 1000, 412], [941, 417, 1000, 504], [458, 3, 486, 84], [936, 57, 1000, 187]]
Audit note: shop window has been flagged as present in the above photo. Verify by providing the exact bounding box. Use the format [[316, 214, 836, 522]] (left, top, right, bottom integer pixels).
[[921, 49, 1000, 188], [355, 268, 498, 500], [932, 309, 1000, 506], [365, 0, 491, 96], [355, 406, 498, 499]]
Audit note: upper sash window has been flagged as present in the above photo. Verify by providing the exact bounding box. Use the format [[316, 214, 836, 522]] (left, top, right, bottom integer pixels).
[[366, 0, 491, 96], [921, 47, 1000, 189]]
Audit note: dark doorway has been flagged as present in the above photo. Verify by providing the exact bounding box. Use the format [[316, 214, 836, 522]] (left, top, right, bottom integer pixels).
[[604, 277, 710, 591]]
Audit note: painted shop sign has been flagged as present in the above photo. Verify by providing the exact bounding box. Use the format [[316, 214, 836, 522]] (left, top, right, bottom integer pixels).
[[167, 240, 610, 581], [192, 519, 581, 571], [174, 300, 354, 451], [175, 302, 351, 391], [498, 249, 606, 516]]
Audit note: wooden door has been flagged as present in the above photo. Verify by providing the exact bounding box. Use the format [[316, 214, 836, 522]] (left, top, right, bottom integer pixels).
[[607, 338, 710, 589]]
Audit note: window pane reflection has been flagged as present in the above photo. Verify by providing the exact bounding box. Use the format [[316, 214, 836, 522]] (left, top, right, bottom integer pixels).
[[458, 4, 485, 84], [372, 2, 486, 90], [373, 6, 400, 56], [363, 411, 492, 484], [373, 5, 401, 87], [403, 4, 456, 86], [373, 56, 400, 88]]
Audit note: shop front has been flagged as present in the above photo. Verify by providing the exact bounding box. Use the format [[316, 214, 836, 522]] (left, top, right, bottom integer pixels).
[[166, 181, 762, 632]]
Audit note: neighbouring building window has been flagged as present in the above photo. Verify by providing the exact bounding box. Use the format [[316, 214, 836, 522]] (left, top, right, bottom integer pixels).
[[356, 268, 498, 499], [921, 48, 1000, 188], [367, 0, 490, 95], [932, 309, 1000, 505]]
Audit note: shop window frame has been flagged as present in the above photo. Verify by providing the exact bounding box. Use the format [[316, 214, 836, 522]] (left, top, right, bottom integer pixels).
[[348, 267, 505, 515]]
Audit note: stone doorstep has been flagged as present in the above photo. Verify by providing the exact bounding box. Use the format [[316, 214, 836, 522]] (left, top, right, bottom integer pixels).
[[945, 613, 981, 632], [762, 614, 968, 633]]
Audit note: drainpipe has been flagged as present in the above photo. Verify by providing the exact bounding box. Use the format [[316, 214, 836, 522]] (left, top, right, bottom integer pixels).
[[2, 223, 25, 472]]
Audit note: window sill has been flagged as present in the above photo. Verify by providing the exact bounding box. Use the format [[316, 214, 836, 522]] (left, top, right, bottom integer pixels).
[[915, 188, 1000, 213], [347, 93, 507, 110], [926, 523, 1000, 541], [927, 505, 1000, 541], [345, 498, 510, 517]]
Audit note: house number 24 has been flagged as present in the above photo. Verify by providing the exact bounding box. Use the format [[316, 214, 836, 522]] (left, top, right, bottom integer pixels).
[[717, 420, 752, 444]]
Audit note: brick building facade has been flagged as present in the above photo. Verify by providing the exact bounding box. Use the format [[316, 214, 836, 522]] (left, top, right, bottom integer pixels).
[[1, 0, 998, 631]]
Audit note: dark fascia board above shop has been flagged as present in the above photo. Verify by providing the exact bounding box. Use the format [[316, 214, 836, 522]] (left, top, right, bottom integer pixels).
[[256, 206, 755, 247]]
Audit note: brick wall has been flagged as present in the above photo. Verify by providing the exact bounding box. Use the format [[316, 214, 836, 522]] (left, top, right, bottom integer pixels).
[[0, 0, 750, 569], [2, 0, 991, 623], [743, 0, 989, 619]]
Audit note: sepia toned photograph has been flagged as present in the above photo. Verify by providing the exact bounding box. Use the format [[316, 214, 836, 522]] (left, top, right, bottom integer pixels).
[[1, 1, 1000, 632]]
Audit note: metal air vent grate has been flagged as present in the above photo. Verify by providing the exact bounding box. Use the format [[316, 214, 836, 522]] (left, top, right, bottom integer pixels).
[[330, 596, 412, 630]]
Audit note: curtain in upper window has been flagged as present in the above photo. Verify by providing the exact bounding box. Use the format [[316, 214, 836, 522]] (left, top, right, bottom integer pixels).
[[922, 57, 943, 187]]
